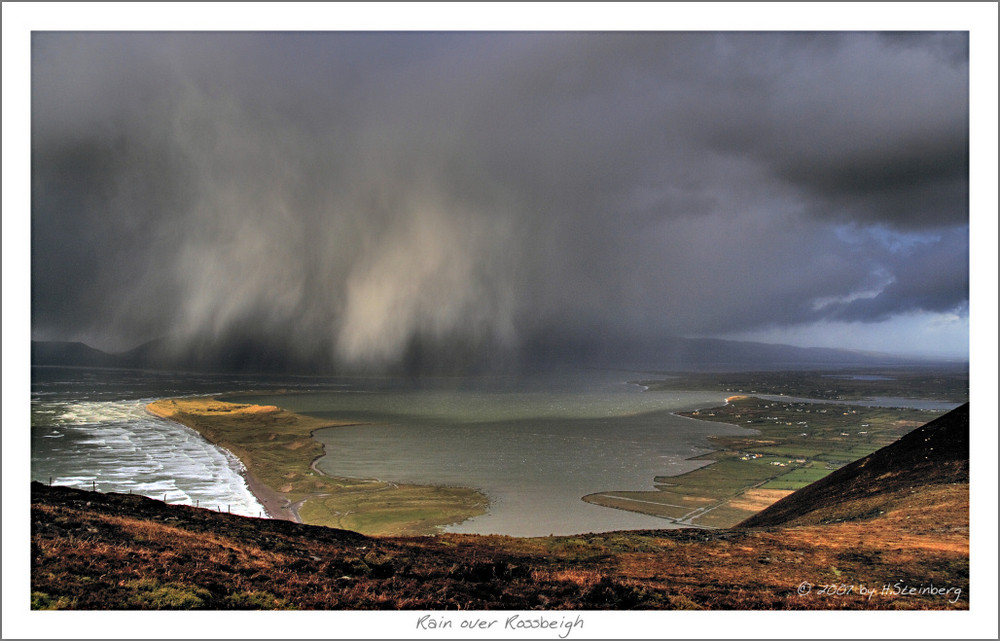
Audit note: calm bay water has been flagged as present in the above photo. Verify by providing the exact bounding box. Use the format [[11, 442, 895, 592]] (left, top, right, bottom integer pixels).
[[234, 371, 745, 536]]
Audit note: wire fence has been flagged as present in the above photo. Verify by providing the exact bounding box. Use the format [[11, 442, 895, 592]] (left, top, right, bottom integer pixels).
[[40, 476, 266, 519]]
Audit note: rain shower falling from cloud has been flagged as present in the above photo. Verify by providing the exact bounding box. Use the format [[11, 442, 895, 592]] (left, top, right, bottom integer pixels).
[[31, 31, 970, 368]]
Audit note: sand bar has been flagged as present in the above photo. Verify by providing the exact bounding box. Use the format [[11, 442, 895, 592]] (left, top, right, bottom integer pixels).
[[146, 396, 488, 535]]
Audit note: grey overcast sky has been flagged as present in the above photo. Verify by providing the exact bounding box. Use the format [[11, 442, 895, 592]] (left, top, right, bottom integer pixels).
[[29, 29, 971, 366]]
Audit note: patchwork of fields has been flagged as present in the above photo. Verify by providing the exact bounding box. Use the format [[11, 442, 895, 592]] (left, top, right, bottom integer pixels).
[[585, 396, 947, 527]]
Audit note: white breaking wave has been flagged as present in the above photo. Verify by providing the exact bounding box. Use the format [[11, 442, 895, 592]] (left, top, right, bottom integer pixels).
[[34, 398, 267, 518], [55, 400, 158, 425]]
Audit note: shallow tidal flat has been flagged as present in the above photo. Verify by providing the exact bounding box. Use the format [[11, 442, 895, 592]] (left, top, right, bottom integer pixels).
[[584, 396, 950, 527], [234, 384, 744, 536], [146, 398, 487, 535]]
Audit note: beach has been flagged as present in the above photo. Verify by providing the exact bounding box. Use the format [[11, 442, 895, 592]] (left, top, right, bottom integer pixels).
[[144, 400, 291, 520], [145, 396, 489, 535], [30, 384, 266, 518]]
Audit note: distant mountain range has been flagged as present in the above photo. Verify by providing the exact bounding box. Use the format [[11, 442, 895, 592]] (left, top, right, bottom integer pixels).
[[603, 335, 924, 371], [31, 341, 124, 369], [32, 337, 313, 374], [521, 332, 951, 372], [31, 333, 952, 376]]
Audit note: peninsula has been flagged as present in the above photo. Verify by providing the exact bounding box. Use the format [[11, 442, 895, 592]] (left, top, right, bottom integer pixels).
[[146, 397, 488, 536]]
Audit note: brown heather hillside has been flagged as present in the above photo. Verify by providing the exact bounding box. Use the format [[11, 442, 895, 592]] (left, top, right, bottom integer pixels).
[[30, 405, 969, 610]]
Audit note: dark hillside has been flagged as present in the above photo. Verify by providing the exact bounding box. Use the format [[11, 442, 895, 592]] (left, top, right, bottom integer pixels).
[[31, 341, 121, 368]]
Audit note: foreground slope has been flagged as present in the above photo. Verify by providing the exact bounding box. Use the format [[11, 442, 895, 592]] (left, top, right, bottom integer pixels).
[[30, 405, 968, 610]]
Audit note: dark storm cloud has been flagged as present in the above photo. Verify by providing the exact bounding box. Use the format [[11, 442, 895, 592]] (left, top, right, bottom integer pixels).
[[690, 32, 969, 229], [31, 31, 969, 367], [816, 226, 970, 322]]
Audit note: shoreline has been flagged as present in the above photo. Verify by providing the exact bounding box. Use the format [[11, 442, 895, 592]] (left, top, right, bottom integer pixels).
[[585, 391, 952, 528], [240, 466, 296, 521], [580, 394, 747, 527], [145, 400, 296, 522], [145, 396, 489, 535]]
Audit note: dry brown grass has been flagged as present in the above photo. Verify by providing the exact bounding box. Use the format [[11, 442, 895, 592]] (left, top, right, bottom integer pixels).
[[727, 489, 795, 512], [147, 398, 279, 418], [31, 478, 968, 610]]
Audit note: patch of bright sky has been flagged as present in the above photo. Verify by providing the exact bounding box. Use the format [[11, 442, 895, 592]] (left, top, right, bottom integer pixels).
[[809, 267, 896, 312], [833, 222, 945, 253], [715, 310, 969, 361]]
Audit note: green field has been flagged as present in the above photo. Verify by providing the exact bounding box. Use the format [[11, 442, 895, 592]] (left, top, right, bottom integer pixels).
[[759, 465, 832, 490]]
